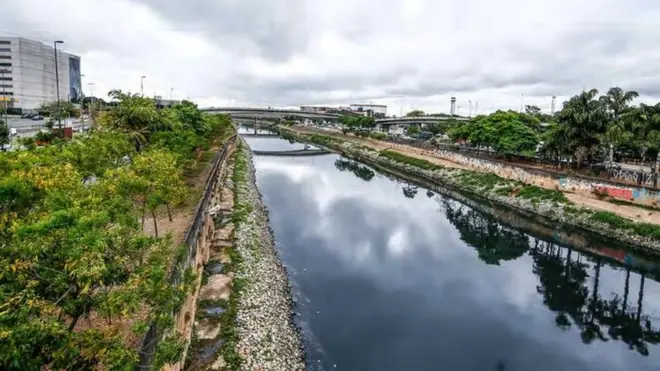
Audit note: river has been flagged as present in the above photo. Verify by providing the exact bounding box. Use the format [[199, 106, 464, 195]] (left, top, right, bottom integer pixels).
[[242, 132, 660, 371]]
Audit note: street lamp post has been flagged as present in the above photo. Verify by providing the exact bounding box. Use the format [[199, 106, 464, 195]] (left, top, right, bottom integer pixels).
[[140, 76, 146, 96], [54, 40, 64, 131]]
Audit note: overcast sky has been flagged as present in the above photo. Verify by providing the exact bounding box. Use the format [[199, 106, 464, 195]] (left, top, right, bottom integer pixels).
[[3, 0, 660, 115]]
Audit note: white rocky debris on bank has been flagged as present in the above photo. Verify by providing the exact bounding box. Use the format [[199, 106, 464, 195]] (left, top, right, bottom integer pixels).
[[232, 142, 305, 371]]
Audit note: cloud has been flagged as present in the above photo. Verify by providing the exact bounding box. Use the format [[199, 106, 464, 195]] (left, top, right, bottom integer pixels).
[[3, 0, 660, 113]]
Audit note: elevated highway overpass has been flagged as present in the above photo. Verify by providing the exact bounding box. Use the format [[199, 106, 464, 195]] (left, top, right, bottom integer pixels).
[[375, 116, 470, 126], [202, 107, 342, 120]]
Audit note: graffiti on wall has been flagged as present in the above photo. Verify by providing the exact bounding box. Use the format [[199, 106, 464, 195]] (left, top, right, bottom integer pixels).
[[435, 148, 660, 205]]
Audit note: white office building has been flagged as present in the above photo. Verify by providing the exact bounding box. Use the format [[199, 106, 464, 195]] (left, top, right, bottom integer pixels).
[[0, 37, 82, 111], [349, 103, 387, 117]]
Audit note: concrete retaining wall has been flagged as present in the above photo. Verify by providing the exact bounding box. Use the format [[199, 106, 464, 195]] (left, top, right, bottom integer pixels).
[[429, 148, 660, 206]]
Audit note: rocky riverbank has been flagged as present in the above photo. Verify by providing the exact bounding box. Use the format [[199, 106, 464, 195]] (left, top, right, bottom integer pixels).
[[230, 140, 305, 371], [282, 128, 660, 253]]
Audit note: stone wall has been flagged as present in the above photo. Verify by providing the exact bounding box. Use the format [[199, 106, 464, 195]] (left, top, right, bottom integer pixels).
[[138, 138, 236, 371]]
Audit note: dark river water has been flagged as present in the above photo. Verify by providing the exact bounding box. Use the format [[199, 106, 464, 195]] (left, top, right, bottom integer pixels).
[[243, 133, 660, 371]]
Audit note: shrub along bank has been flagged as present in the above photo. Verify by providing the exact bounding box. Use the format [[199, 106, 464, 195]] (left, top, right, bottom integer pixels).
[[283, 129, 660, 252]]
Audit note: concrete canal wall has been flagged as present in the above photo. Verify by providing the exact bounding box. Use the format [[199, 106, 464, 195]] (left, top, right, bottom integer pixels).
[[432, 149, 658, 204]]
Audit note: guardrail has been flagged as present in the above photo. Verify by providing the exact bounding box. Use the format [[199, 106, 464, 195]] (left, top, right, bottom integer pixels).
[[138, 135, 237, 369]]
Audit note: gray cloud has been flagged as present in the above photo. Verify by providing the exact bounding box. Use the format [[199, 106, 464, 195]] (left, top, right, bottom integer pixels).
[[3, 0, 660, 112], [129, 0, 310, 61]]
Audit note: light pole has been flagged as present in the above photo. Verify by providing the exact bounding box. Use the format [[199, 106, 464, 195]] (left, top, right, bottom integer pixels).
[[170, 87, 174, 102], [54, 40, 64, 131], [468, 100, 472, 118], [140, 76, 146, 96]]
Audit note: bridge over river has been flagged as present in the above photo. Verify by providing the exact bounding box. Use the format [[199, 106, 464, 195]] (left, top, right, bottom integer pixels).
[[251, 148, 331, 156]]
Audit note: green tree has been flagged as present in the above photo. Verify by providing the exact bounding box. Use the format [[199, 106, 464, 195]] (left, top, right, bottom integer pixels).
[[406, 125, 420, 136], [555, 89, 607, 165], [101, 90, 171, 152], [493, 119, 539, 156], [0, 118, 9, 151], [406, 110, 425, 117], [600, 87, 639, 166]]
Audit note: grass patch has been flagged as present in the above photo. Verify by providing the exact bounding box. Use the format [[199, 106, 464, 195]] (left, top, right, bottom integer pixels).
[[591, 211, 660, 241], [308, 134, 338, 147], [494, 186, 515, 196], [517, 185, 569, 204], [454, 171, 506, 190], [378, 150, 444, 171]]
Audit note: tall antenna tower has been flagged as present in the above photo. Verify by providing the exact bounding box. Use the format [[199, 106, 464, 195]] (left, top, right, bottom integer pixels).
[[450, 97, 456, 116], [551, 96, 557, 115]]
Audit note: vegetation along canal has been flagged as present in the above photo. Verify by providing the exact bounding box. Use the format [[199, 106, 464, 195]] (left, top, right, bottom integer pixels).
[[242, 131, 660, 371]]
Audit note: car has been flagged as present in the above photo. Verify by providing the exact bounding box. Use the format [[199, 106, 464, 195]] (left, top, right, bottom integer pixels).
[[21, 113, 35, 119], [31, 115, 44, 120]]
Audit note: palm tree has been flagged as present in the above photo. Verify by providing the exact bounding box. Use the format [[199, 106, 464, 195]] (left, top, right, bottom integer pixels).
[[102, 90, 170, 152], [627, 103, 660, 183], [600, 87, 639, 167], [556, 89, 607, 166]]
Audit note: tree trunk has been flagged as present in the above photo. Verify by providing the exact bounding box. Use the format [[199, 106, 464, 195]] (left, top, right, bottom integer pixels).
[[152, 209, 158, 238], [166, 204, 173, 222], [69, 315, 80, 332], [622, 267, 630, 314], [141, 200, 147, 231], [636, 273, 645, 322]]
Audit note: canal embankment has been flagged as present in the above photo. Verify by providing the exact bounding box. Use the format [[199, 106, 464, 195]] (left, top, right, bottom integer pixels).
[[224, 139, 305, 370], [279, 127, 660, 253]]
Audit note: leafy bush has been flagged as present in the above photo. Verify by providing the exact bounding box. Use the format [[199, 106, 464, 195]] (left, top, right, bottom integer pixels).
[[370, 132, 387, 140], [591, 211, 660, 241], [517, 185, 568, 203], [308, 134, 337, 147]]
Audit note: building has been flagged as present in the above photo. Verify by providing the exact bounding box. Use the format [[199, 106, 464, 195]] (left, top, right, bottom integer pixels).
[[349, 103, 387, 118], [153, 96, 181, 108], [0, 37, 82, 111], [300, 105, 334, 113]]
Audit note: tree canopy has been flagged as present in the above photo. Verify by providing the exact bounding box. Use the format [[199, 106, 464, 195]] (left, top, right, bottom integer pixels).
[[0, 92, 233, 369]]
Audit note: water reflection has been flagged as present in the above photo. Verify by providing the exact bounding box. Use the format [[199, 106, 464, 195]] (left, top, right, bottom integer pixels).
[[334, 158, 375, 182], [246, 137, 660, 371]]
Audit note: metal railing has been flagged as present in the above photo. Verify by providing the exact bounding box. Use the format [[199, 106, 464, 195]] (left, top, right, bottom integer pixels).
[[137, 135, 236, 369]]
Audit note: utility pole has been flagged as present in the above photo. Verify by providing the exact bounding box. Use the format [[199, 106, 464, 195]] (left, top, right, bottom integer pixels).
[[140, 75, 146, 96], [54, 40, 64, 131]]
